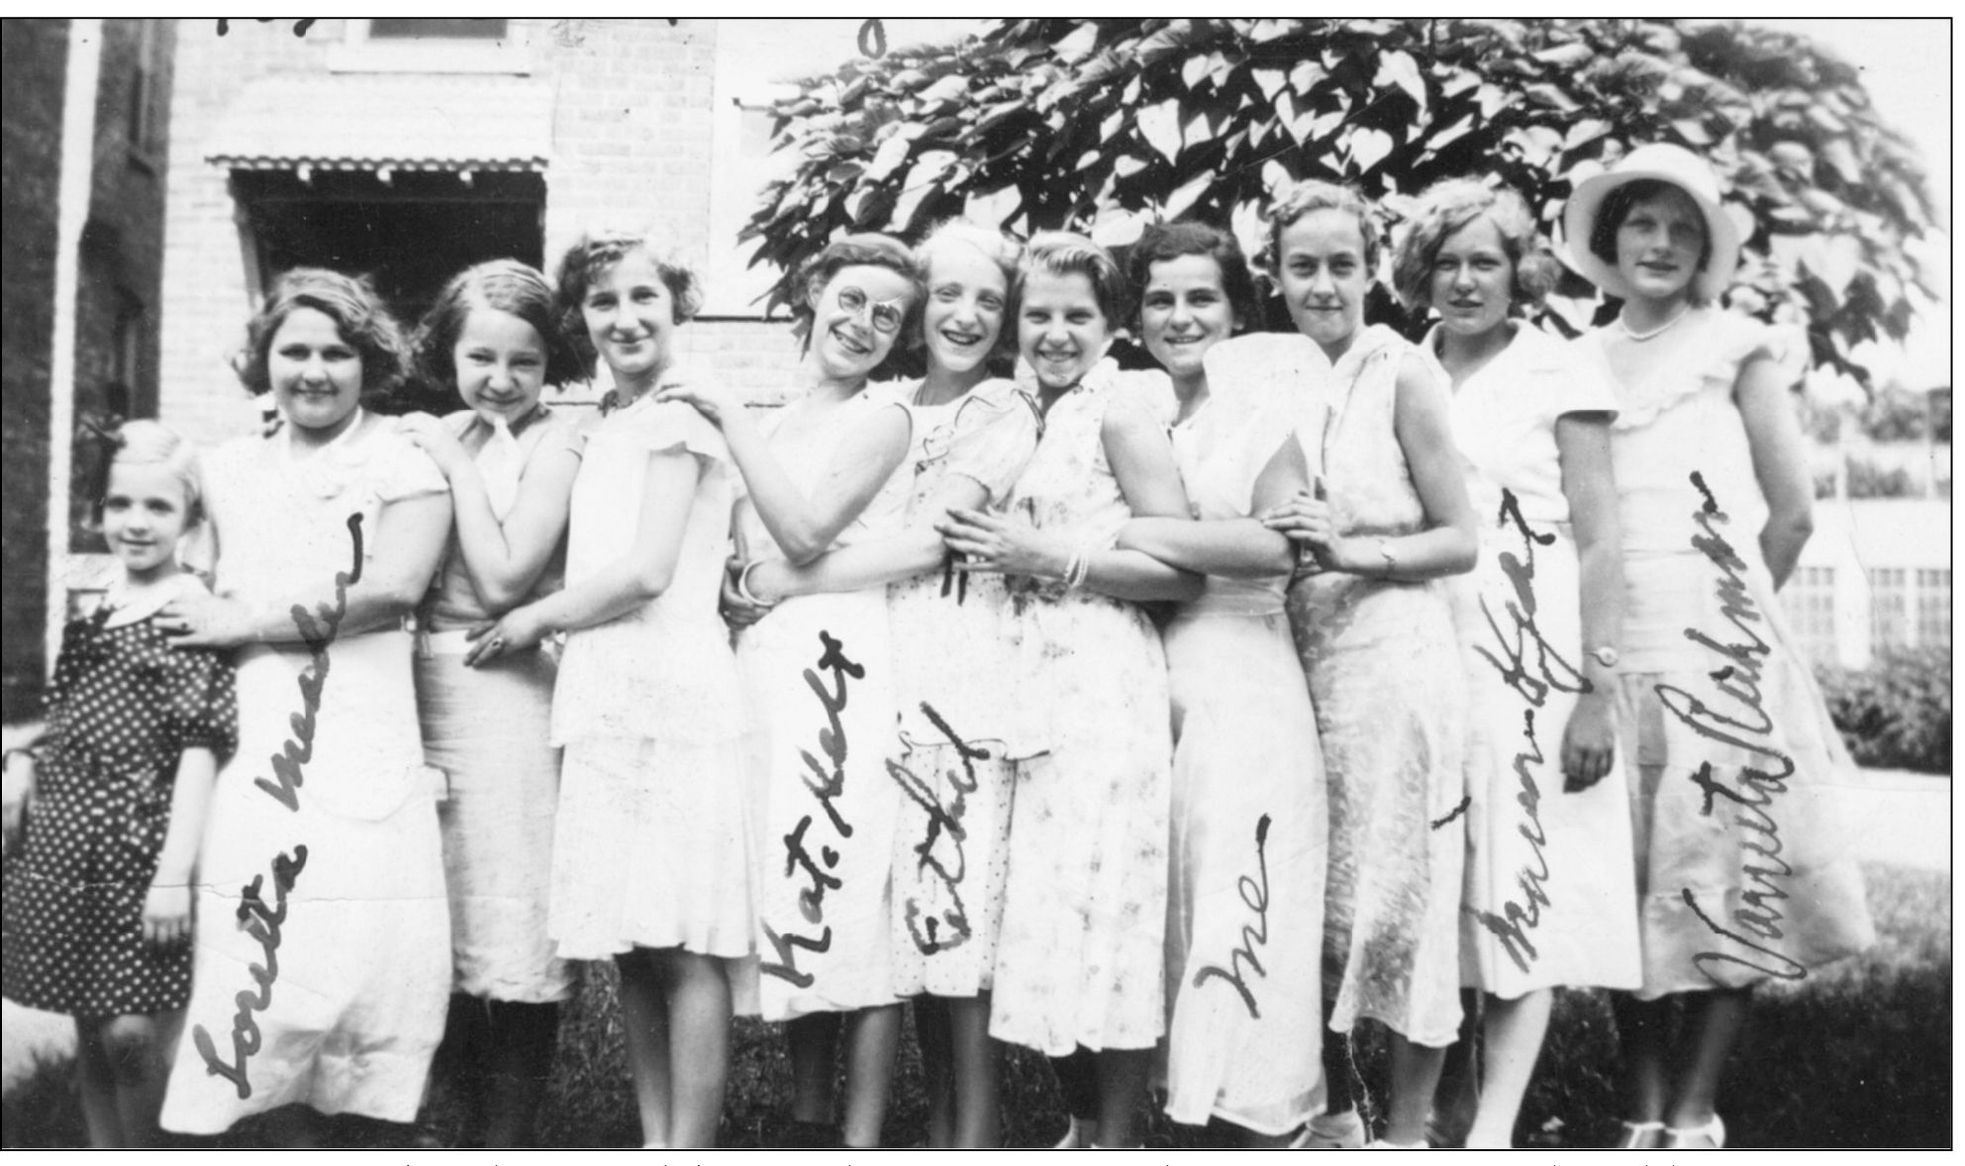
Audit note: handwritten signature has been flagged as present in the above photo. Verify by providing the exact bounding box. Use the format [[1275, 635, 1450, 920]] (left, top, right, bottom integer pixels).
[[1660, 473, 1804, 983], [887, 702, 993, 956], [1463, 489, 1589, 975], [1192, 814, 1273, 1019], [215, 18, 316, 37], [188, 513, 362, 1096], [188, 846, 308, 1098], [761, 631, 861, 989], [255, 514, 363, 812]]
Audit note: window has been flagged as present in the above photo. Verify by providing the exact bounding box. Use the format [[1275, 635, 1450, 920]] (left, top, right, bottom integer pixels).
[[112, 292, 147, 414], [329, 17, 532, 74], [1784, 565, 1840, 665], [1868, 567, 1909, 652], [1915, 568, 1951, 647], [125, 20, 165, 163], [368, 18, 508, 40]]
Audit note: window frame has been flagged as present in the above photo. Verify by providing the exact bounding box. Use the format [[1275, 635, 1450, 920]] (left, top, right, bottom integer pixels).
[[327, 17, 535, 75]]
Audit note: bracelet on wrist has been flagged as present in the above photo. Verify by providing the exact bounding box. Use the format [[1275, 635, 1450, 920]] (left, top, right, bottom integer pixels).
[[1065, 537, 1099, 590]]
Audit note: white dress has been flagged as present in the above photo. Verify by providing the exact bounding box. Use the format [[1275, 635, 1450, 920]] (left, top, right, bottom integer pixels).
[[1425, 323, 1643, 998], [987, 361, 1174, 1055], [162, 415, 451, 1132], [1583, 308, 1873, 996], [416, 407, 582, 1003], [1205, 329, 1466, 1048], [547, 397, 757, 964], [1158, 380, 1328, 1135], [737, 389, 911, 1019], [873, 378, 1039, 999]]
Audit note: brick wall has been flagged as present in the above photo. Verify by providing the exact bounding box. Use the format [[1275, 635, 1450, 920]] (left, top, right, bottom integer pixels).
[[159, 18, 818, 434], [679, 317, 802, 405], [157, 18, 332, 447], [1, 19, 67, 716]]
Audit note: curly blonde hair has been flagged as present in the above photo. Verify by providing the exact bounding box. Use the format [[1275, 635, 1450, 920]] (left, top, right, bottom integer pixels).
[[1391, 178, 1560, 311]]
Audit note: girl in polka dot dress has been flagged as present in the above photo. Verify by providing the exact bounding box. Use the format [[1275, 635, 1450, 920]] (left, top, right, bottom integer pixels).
[[1, 421, 237, 1147]]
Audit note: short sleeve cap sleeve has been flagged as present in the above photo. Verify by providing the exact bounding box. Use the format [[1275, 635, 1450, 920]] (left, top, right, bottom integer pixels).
[[629, 399, 732, 464], [171, 647, 238, 759], [1535, 328, 1618, 425], [157, 575, 237, 758], [370, 430, 449, 503], [945, 380, 1040, 503], [1711, 310, 1796, 384], [535, 409, 590, 462]]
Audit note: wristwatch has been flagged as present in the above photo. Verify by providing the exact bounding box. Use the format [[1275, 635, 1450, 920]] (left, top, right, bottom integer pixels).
[[1590, 645, 1620, 669]]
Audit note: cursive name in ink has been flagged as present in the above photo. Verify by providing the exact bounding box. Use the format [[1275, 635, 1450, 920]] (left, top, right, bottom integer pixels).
[[186, 514, 361, 1096], [762, 631, 861, 988], [1192, 814, 1273, 1019], [887, 702, 993, 956], [1660, 473, 1804, 983], [255, 513, 363, 812], [215, 18, 316, 37], [189, 845, 308, 1098], [1464, 489, 1582, 975], [1431, 795, 1472, 830]]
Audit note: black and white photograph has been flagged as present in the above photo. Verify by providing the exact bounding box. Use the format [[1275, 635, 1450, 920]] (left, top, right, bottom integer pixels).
[[0, 15, 1950, 1153]]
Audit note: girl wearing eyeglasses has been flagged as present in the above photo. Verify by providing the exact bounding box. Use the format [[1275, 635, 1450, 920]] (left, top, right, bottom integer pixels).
[[658, 234, 924, 1148]]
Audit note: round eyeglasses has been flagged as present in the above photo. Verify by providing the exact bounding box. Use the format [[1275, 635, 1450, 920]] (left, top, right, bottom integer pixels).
[[835, 285, 907, 335]]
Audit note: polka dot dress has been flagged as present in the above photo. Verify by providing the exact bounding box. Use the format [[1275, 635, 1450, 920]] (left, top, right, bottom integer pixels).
[[1, 606, 237, 1016]]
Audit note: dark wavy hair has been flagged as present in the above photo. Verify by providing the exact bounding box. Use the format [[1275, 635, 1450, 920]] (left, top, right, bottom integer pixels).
[[1586, 178, 1713, 277], [794, 233, 925, 372], [415, 259, 585, 394], [1259, 180, 1381, 278], [235, 267, 409, 406], [1018, 231, 1130, 328], [1391, 178, 1561, 312], [553, 228, 706, 378], [1128, 220, 1260, 332]]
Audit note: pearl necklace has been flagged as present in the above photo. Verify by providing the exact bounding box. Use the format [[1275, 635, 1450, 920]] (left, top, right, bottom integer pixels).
[[1616, 306, 1692, 343]]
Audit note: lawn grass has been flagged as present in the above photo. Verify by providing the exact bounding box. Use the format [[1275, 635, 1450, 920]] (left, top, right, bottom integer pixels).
[[2, 862, 1949, 1148]]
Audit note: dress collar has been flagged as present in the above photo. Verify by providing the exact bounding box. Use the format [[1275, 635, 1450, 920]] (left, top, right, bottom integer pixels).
[[99, 572, 198, 629], [277, 406, 368, 459]]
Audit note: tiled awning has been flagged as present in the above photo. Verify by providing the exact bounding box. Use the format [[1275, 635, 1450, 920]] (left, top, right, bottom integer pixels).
[[204, 75, 553, 174]]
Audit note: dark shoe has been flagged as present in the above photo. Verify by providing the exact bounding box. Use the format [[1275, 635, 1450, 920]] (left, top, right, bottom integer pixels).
[[782, 1119, 841, 1148]]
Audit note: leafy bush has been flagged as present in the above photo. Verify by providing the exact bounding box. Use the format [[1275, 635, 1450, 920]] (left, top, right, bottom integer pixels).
[[1843, 458, 1919, 499], [749, 18, 1938, 390], [1858, 385, 1931, 443], [1817, 646, 1952, 773]]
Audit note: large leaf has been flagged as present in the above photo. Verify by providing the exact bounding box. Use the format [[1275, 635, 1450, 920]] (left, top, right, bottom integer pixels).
[[1137, 98, 1185, 163], [1375, 50, 1427, 114], [1345, 126, 1396, 174], [747, 17, 1935, 393]]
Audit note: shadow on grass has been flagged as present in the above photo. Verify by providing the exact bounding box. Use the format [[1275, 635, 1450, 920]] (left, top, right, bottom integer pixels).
[[3, 863, 1949, 1148]]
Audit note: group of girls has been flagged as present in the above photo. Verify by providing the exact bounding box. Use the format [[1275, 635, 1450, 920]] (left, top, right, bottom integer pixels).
[[0, 141, 1874, 1150]]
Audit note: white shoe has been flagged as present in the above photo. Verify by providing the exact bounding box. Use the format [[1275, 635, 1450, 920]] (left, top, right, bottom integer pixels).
[[1291, 1109, 1367, 1148], [1663, 1114, 1726, 1149], [1055, 1117, 1099, 1148]]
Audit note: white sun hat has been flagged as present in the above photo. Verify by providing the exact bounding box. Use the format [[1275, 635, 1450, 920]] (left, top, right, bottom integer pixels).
[[1560, 143, 1743, 302]]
